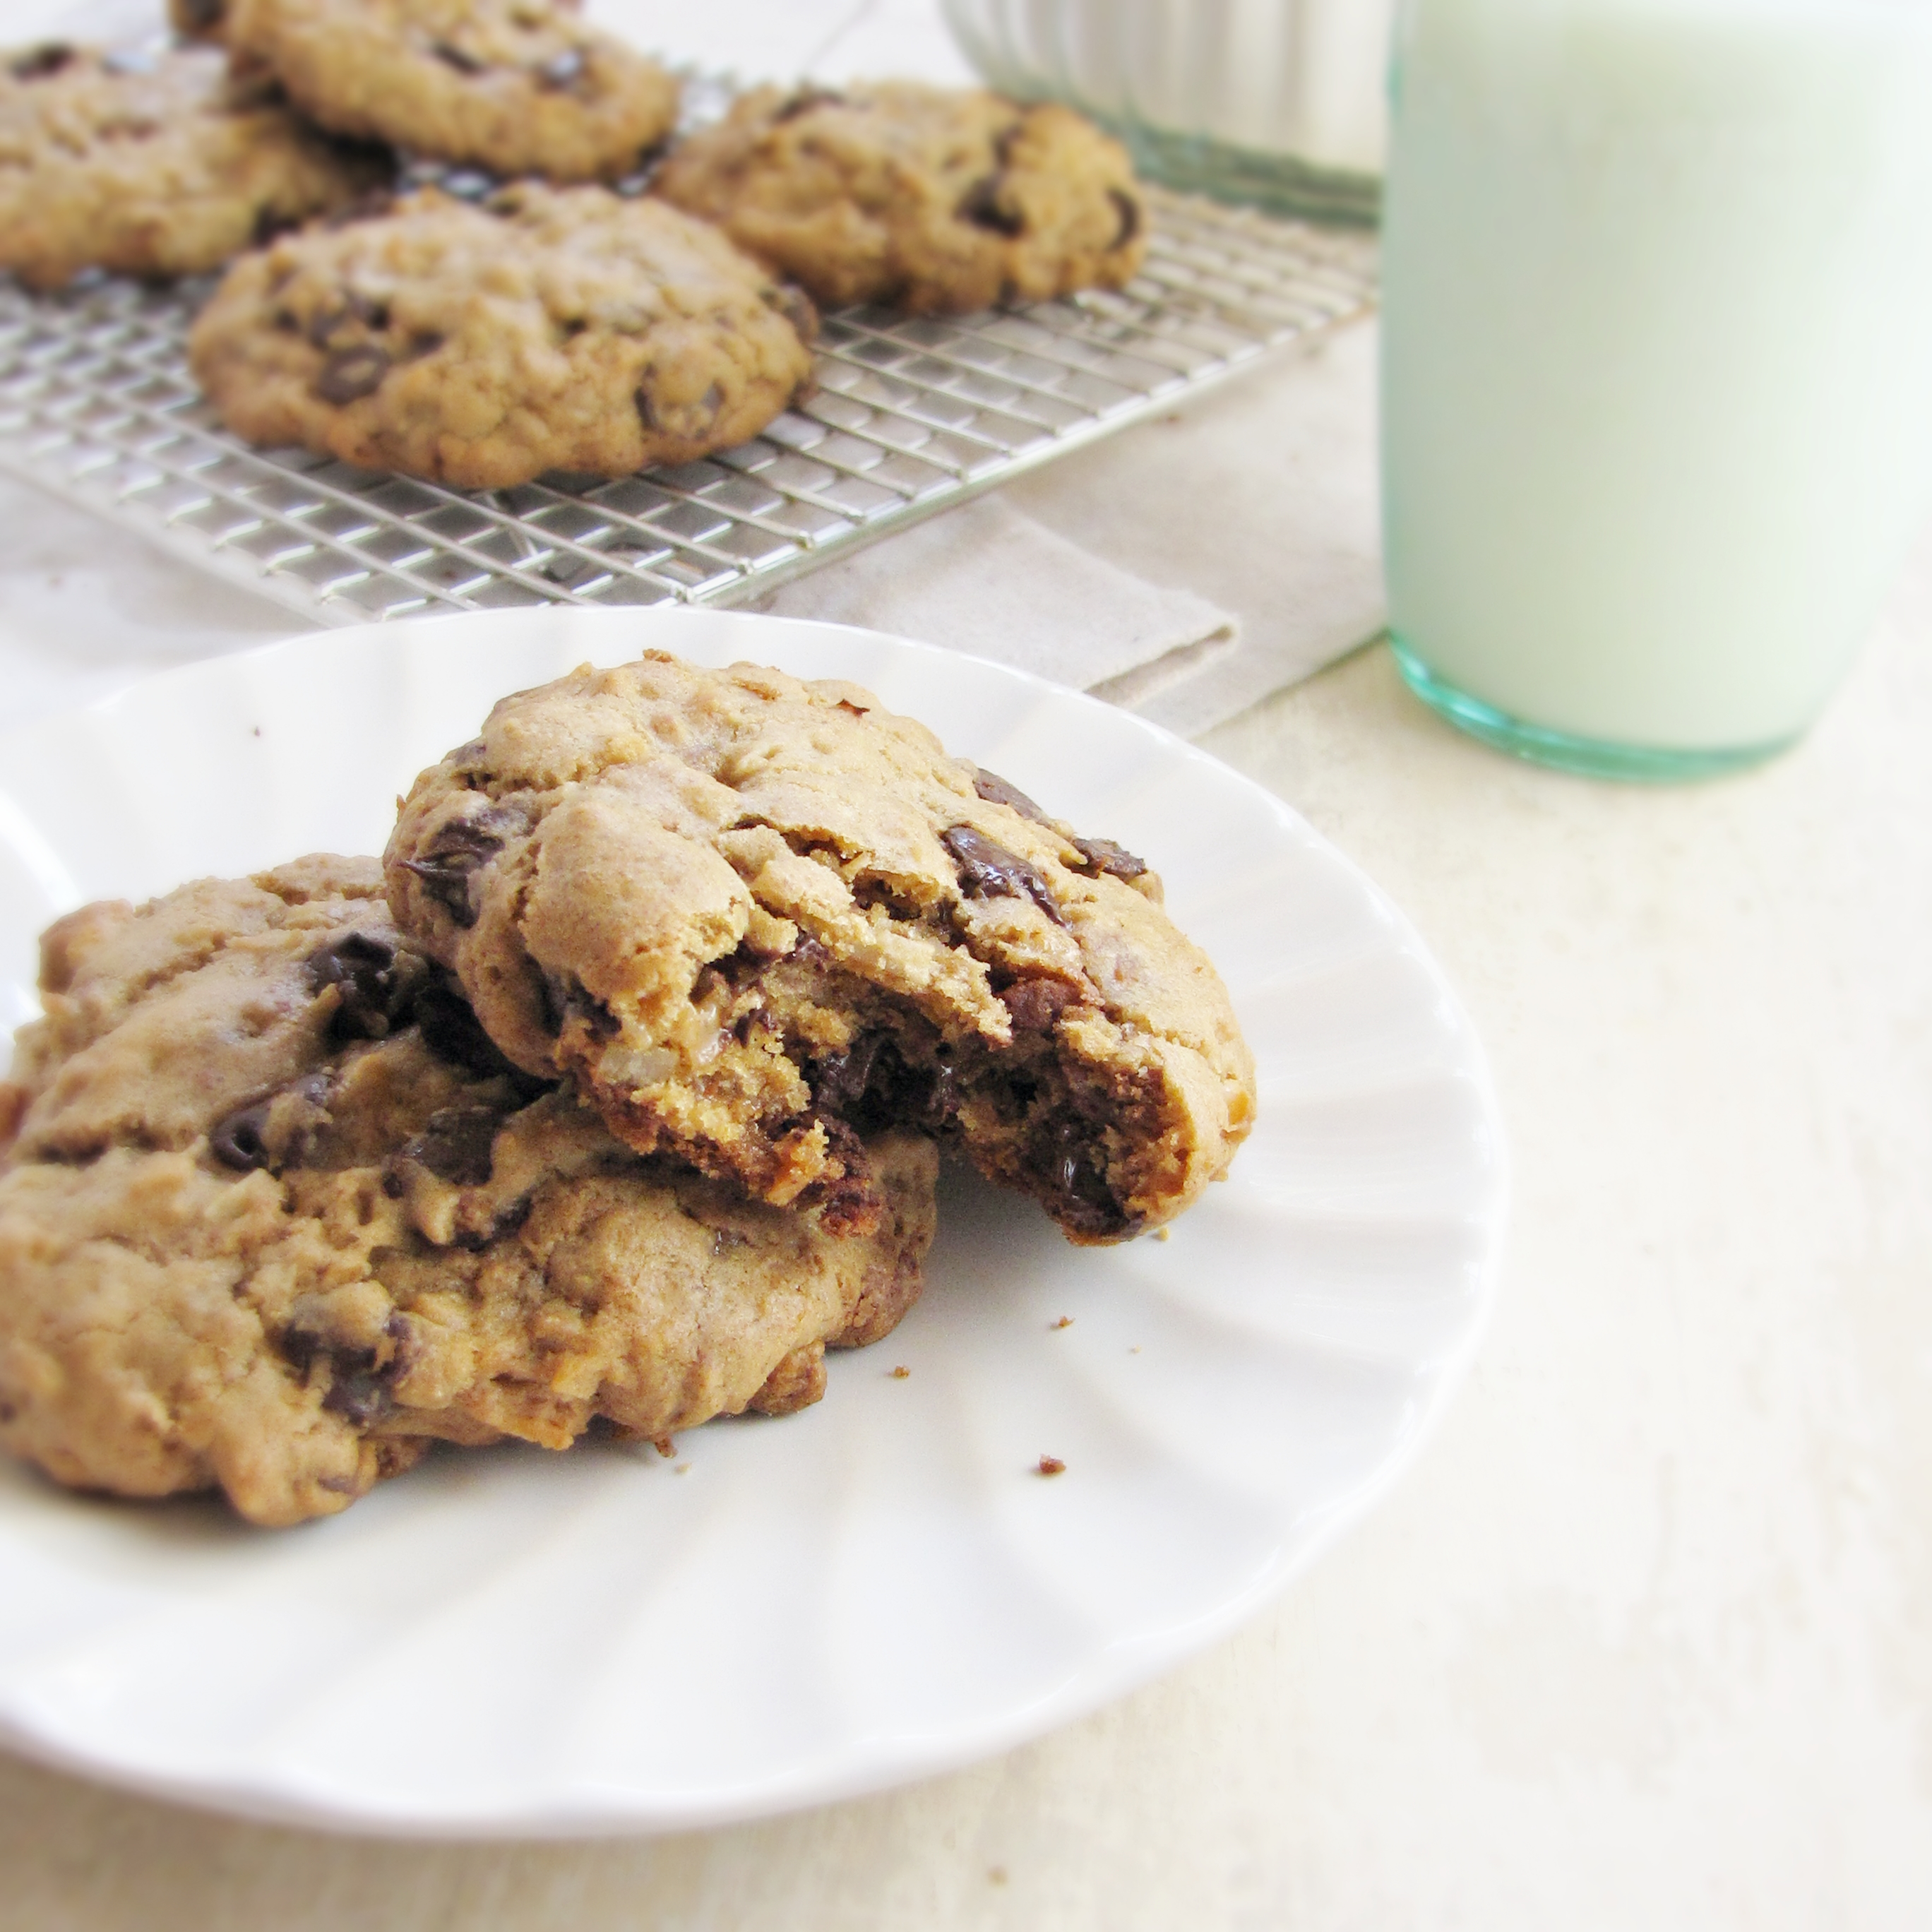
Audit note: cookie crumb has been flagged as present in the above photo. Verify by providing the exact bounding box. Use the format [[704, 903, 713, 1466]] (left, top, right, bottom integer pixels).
[[653, 1435, 676, 1457], [1153, 1226, 1171, 1242], [675, 1462, 691, 1474], [1130, 1345, 1142, 1354], [1051, 1316, 1073, 1330], [889, 1364, 910, 1378], [1037, 1455, 1066, 1477]]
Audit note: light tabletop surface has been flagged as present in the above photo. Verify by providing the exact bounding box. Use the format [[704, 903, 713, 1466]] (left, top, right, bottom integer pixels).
[[4, 491, 1930, 1931], [4, 4, 1932, 1927]]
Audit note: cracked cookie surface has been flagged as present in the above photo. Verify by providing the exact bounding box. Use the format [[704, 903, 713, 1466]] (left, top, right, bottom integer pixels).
[[0, 41, 390, 291], [384, 654, 1255, 1244], [226, 0, 676, 182], [188, 181, 819, 489], [652, 82, 1147, 316], [0, 855, 936, 1527]]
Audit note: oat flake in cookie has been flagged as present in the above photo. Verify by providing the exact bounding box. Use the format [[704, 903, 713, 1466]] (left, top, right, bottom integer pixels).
[[189, 184, 819, 490], [652, 82, 1147, 316], [384, 655, 1256, 1244], [0, 857, 936, 1528], [225, 0, 676, 182], [0, 42, 390, 292]]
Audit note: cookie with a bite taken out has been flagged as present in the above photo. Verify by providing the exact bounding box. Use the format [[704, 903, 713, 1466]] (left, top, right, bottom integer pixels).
[[384, 653, 1254, 1245]]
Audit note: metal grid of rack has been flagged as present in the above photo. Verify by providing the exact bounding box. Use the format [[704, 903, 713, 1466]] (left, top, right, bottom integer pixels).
[[0, 180, 1375, 626]]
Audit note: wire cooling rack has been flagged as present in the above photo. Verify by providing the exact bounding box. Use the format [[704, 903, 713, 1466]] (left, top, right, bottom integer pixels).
[[0, 174, 1375, 626]]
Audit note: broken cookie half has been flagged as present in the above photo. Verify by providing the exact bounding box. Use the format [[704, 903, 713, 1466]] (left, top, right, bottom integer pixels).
[[385, 653, 1256, 1244]]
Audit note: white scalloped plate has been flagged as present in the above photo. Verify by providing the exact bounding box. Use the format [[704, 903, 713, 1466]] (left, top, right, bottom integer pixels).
[[0, 609, 1505, 1837]]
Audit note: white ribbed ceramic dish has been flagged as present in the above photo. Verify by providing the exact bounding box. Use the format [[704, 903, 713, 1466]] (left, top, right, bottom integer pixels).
[[0, 608, 1505, 1837]]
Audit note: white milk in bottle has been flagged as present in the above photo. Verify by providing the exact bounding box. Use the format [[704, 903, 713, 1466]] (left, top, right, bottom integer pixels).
[[1380, 0, 1932, 773]]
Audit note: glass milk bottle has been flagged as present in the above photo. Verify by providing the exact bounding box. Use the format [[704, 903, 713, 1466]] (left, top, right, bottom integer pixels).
[[1380, 0, 1932, 779]]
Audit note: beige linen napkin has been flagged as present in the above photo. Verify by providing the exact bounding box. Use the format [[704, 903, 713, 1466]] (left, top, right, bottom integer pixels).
[[750, 496, 1241, 710], [1006, 316, 1385, 736], [754, 316, 1385, 736]]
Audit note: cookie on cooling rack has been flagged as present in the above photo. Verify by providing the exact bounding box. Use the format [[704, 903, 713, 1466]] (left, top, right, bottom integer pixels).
[[0, 855, 936, 1527], [224, 0, 677, 183], [188, 181, 819, 490], [384, 653, 1255, 1246], [652, 82, 1147, 316], [0, 41, 390, 291]]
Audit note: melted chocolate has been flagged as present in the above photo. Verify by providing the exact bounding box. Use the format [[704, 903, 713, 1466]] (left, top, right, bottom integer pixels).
[[10, 44, 76, 81], [972, 768, 1050, 823], [400, 1104, 503, 1186], [1070, 834, 1147, 883], [941, 825, 1066, 925], [398, 803, 527, 929], [316, 343, 391, 405], [306, 930, 406, 1042], [956, 173, 1025, 237]]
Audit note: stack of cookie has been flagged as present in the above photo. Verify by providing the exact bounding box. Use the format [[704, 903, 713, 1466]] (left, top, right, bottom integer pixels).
[[1, 3, 1148, 489], [0, 651, 1255, 1526]]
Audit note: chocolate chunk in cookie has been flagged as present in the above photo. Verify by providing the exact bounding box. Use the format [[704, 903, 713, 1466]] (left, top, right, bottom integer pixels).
[[169, 0, 232, 43]]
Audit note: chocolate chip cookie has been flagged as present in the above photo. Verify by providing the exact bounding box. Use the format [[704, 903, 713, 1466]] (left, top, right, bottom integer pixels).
[[0, 42, 390, 291], [225, 0, 677, 182], [384, 655, 1256, 1245], [0, 856, 936, 1527], [188, 181, 819, 489], [652, 82, 1147, 316]]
